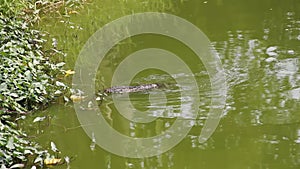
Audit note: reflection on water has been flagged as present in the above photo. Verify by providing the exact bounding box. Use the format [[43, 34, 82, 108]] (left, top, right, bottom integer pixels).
[[20, 0, 300, 168]]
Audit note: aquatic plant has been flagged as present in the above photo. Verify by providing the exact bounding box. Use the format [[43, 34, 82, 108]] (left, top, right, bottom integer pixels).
[[0, 0, 87, 24], [0, 16, 67, 113], [0, 0, 86, 167], [0, 110, 50, 168]]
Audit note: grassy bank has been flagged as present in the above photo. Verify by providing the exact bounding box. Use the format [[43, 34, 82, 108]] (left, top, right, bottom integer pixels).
[[0, 0, 85, 168]]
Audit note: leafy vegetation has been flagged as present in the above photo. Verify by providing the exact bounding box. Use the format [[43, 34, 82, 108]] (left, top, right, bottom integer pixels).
[[0, 0, 85, 168], [0, 16, 67, 113], [0, 110, 49, 168], [0, 0, 87, 25]]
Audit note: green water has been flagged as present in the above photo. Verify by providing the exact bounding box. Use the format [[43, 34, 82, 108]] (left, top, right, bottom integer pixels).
[[21, 0, 300, 168]]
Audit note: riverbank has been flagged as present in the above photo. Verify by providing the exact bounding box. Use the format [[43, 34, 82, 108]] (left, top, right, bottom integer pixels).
[[0, 0, 86, 168]]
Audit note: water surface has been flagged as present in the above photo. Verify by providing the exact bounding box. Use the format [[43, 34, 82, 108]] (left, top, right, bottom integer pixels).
[[21, 0, 300, 168]]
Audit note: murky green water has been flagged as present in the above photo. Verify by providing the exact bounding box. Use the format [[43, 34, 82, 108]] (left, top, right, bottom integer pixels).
[[21, 0, 300, 168]]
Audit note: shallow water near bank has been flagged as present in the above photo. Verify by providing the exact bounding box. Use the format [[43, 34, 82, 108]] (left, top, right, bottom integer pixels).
[[20, 0, 300, 168]]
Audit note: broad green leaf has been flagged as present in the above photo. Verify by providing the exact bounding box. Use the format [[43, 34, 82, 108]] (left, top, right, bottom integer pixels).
[[0, 83, 7, 91], [9, 93, 19, 97], [0, 164, 7, 169], [24, 70, 31, 80], [24, 149, 33, 155], [56, 62, 65, 67], [6, 137, 14, 150], [9, 164, 24, 169], [54, 90, 62, 95], [55, 81, 65, 87], [33, 157, 43, 164]]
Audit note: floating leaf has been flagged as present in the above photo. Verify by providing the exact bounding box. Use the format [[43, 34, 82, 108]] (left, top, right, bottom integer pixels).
[[70, 95, 85, 102], [64, 156, 70, 165], [50, 142, 59, 152], [68, 10, 79, 14], [44, 158, 62, 165], [64, 70, 75, 77], [33, 116, 46, 123]]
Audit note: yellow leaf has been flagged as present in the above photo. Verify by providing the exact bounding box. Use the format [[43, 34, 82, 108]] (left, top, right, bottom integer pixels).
[[70, 95, 85, 102], [65, 70, 75, 77], [44, 158, 62, 165], [68, 10, 79, 14]]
